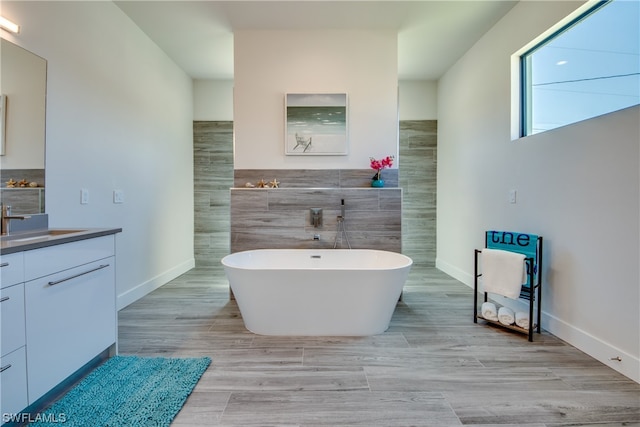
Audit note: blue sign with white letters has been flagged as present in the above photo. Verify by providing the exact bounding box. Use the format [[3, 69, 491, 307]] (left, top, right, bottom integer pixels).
[[486, 230, 539, 291]]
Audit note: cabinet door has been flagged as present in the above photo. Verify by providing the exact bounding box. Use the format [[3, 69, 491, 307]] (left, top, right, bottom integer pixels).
[[1, 283, 26, 357], [0, 347, 28, 417], [25, 259, 115, 403], [0, 252, 24, 289]]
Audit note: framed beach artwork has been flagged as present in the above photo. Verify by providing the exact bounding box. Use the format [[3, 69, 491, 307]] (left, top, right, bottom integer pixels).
[[285, 93, 348, 155]]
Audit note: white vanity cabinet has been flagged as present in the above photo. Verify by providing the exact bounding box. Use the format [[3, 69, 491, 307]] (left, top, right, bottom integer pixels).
[[1, 281, 26, 353], [24, 235, 117, 404], [0, 252, 24, 288], [0, 229, 119, 418], [0, 252, 28, 417]]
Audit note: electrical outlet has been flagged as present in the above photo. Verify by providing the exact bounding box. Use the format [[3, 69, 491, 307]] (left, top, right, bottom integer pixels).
[[509, 189, 517, 204], [81, 188, 89, 205]]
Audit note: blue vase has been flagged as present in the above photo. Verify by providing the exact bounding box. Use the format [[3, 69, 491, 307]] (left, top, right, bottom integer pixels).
[[371, 179, 385, 188]]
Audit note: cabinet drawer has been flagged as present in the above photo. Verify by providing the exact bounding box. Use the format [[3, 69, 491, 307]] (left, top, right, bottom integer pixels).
[[1, 283, 25, 357], [0, 252, 24, 289], [0, 346, 28, 417], [25, 259, 116, 403], [24, 235, 115, 281]]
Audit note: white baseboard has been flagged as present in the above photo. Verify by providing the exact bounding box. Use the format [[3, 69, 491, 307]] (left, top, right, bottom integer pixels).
[[116, 258, 195, 310], [543, 312, 640, 383], [435, 257, 474, 287], [435, 258, 640, 384]]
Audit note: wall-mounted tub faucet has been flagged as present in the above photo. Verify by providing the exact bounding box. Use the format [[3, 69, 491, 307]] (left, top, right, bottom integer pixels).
[[310, 208, 322, 228], [334, 199, 351, 249]]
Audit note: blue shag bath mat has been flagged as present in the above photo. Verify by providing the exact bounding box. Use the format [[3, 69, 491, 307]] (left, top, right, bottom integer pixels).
[[30, 355, 211, 427]]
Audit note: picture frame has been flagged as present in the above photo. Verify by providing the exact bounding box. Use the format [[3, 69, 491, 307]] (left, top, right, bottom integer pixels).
[[0, 95, 6, 156], [285, 93, 348, 155]]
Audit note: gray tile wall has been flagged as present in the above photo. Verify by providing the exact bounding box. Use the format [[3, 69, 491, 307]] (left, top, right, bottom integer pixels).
[[230, 187, 402, 252], [399, 120, 437, 266], [193, 121, 233, 267], [193, 120, 436, 266], [0, 169, 46, 213]]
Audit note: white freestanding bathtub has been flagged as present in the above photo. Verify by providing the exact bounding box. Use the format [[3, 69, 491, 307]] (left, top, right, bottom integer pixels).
[[221, 249, 413, 336]]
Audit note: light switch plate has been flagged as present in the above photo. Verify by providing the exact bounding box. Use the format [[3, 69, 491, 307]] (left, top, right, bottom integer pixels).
[[81, 188, 89, 205], [113, 189, 124, 204]]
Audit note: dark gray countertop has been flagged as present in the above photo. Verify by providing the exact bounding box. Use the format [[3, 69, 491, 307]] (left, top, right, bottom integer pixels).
[[1, 228, 122, 255]]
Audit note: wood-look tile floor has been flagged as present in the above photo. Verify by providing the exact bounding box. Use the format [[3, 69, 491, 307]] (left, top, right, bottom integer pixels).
[[117, 266, 640, 426]]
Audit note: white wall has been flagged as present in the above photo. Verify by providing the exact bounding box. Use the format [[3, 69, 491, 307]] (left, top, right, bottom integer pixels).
[[233, 30, 398, 170], [3, 1, 195, 309], [193, 79, 234, 121], [398, 80, 437, 121], [437, 0, 639, 382], [192, 80, 437, 123]]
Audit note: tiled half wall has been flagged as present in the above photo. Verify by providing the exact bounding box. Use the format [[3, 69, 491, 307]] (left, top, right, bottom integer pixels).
[[230, 169, 401, 253]]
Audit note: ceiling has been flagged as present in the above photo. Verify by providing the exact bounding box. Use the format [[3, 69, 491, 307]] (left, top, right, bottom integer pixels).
[[115, 1, 518, 80]]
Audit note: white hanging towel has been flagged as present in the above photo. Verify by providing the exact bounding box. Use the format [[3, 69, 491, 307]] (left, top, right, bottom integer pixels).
[[482, 248, 526, 299]]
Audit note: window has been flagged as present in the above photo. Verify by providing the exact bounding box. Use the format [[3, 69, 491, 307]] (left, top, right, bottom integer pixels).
[[521, 0, 639, 136]]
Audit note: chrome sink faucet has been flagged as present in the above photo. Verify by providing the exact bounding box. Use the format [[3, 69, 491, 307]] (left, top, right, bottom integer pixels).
[[1, 204, 31, 235]]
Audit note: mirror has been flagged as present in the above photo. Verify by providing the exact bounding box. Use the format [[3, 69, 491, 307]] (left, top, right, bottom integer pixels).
[[0, 38, 47, 214]]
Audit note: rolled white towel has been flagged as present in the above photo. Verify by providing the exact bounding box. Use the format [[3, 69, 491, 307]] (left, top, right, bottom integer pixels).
[[515, 311, 530, 329], [498, 306, 515, 326], [481, 302, 498, 321]]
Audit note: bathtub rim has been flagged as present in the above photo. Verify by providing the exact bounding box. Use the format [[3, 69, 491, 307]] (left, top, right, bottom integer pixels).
[[221, 248, 413, 271]]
